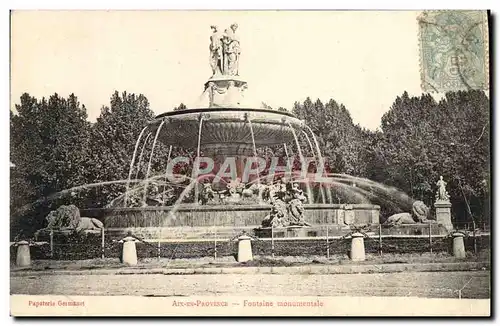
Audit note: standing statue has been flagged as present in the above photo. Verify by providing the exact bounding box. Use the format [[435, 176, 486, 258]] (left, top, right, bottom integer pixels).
[[288, 182, 310, 226], [436, 176, 450, 202], [222, 23, 241, 76], [209, 25, 223, 76]]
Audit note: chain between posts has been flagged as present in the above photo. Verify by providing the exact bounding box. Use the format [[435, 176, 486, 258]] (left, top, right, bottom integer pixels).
[[112, 231, 183, 261], [443, 229, 469, 240], [12, 225, 481, 261], [229, 230, 263, 242], [112, 231, 163, 251], [12, 230, 48, 248], [335, 225, 380, 257], [228, 230, 267, 257], [11, 239, 40, 247], [340, 224, 372, 240]]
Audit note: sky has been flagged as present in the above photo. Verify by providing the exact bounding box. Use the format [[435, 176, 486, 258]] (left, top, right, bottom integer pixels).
[[11, 10, 430, 130]]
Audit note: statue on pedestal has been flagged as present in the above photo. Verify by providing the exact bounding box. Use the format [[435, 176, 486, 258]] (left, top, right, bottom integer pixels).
[[435, 176, 450, 202], [209, 25, 223, 76], [434, 176, 453, 231], [206, 23, 246, 108], [222, 23, 241, 76], [210, 23, 240, 76]]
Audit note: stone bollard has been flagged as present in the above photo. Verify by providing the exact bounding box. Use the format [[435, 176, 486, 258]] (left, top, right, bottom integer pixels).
[[452, 232, 466, 259], [122, 236, 138, 266], [15, 241, 31, 267], [350, 232, 366, 262], [237, 234, 253, 263]]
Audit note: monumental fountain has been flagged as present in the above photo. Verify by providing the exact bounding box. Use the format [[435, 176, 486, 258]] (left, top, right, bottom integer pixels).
[[77, 23, 451, 240]]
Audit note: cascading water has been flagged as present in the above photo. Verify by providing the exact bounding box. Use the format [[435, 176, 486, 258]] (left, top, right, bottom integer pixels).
[[193, 115, 205, 203], [283, 143, 290, 158], [162, 145, 173, 202], [124, 126, 148, 205], [143, 120, 166, 203], [302, 129, 327, 204], [329, 174, 417, 212], [305, 125, 333, 204], [165, 176, 200, 222], [135, 132, 152, 179], [287, 121, 314, 204], [247, 118, 264, 202]]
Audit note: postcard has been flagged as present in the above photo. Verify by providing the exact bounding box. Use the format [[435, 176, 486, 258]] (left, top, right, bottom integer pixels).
[[9, 10, 491, 317]]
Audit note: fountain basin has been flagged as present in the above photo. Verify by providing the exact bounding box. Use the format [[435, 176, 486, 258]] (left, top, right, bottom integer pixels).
[[81, 203, 381, 239], [152, 108, 305, 155]]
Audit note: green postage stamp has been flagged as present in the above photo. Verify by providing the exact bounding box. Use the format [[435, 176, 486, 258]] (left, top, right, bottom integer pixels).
[[418, 10, 489, 92]]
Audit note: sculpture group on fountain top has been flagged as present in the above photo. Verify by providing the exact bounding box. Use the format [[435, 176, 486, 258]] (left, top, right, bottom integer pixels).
[[210, 23, 241, 77]]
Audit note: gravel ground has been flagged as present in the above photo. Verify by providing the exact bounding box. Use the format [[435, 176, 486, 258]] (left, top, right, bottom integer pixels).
[[10, 270, 490, 299], [11, 250, 491, 272]]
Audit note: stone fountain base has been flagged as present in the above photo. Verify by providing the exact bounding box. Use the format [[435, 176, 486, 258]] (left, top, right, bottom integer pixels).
[[254, 226, 315, 238], [90, 223, 451, 242], [81, 204, 453, 241], [253, 223, 450, 239], [81, 203, 381, 240]]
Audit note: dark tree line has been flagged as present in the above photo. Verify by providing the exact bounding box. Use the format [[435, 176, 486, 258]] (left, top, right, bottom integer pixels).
[[291, 91, 490, 224], [10, 89, 490, 236]]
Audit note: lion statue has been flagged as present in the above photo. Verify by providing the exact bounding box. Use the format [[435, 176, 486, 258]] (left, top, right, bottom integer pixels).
[[383, 212, 415, 225], [36, 204, 104, 235], [383, 201, 433, 226], [412, 200, 430, 222]]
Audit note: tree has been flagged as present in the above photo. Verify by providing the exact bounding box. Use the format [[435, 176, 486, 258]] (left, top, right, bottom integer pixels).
[[10, 93, 91, 200], [173, 103, 187, 111], [84, 91, 155, 207], [10, 93, 91, 235], [10, 95, 40, 210], [292, 97, 369, 176], [371, 90, 490, 223]]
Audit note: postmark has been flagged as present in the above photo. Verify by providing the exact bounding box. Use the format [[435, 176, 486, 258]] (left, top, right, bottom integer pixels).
[[418, 10, 489, 92]]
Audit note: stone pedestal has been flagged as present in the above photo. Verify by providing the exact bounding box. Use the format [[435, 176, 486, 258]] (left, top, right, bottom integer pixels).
[[452, 233, 466, 259], [205, 77, 248, 108], [15, 241, 31, 267], [237, 234, 253, 262], [350, 232, 365, 262], [434, 201, 453, 231], [122, 236, 138, 266]]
